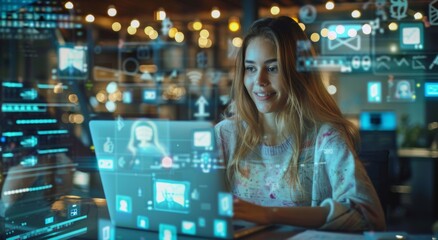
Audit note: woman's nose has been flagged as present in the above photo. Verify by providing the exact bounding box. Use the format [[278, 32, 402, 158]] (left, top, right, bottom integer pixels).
[[255, 69, 270, 87]]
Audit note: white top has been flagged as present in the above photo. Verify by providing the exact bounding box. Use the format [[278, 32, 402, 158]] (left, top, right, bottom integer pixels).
[[215, 119, 386, 231]]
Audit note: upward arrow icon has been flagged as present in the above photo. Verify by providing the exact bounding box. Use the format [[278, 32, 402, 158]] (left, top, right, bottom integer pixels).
[[194, 96, 210, 117]]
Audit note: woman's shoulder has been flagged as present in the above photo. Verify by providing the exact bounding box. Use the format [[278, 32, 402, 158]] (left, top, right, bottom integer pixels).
[[215, 118, 236, 133], [315, 123, 341, 140]]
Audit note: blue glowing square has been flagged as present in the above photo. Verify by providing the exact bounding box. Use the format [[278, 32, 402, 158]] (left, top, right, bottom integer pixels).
[[45, 216, 54, 225], [198, 217, 206, 227], [367, 82, 382, 103], [159, 224, 177, 240], [425, 82, 438, 97], [218, 192, 233, 217], [137, 215, 149, 229], [214, 219, 228, 238], [181, 220, 196, 235], [116, 195, 132, 213], [142, 89, 158, 103]]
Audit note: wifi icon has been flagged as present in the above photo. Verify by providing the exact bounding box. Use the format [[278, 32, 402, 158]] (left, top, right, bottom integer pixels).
[[187, 70, 203, 85]]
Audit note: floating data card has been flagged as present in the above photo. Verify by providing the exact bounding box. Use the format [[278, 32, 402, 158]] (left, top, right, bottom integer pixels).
[[425, 82, 438, 97], [400, 23, 424, 50], [368, 81, 382, 103]]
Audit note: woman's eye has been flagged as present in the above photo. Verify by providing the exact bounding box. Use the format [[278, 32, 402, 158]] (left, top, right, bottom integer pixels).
[[267, 66, 278, 73], [245, 66, 256, 72]]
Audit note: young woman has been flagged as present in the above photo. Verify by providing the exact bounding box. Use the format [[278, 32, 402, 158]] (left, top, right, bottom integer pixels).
[[215, 16, 385, 231]]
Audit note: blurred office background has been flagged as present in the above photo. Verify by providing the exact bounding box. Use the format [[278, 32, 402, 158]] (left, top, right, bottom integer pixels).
[[1, 0, 437, 237]]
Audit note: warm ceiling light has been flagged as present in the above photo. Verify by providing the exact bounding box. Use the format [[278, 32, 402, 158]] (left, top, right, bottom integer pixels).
[[127, 26, 137, 35], [107, 5, 117, 17], [200, 29, 209, 38], [232, 37, 243, 47], [362, 24, 372, 35], [414, 12, 423, 20], [205, 39, 212, 48], [64, 1, 73, 9], [112, 22, 121, 32], [149, 30, 158, 39], [270, 4, 280, 15], [193, 21, 203, 31], [320, 28, 329, 37], [198, 37, 208, 46], [85, 14, 95, 23], [351, 10, 361, 18], [211, 7, 220, 19], [310, 32, 320, 42], [327, 85, 337, 95], [325, 1, 335, 10], [168, 27, 178, 38], [155, 8, 166, 21], [144, 26, 154, 35], [130, 19, 140, 28], [388, 22, 398, 31], [175, 32, 184, 42], [228, 17, 240, 32]]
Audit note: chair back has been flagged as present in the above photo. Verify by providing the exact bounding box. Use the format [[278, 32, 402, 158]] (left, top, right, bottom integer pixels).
[[358, 150, 389, 218]]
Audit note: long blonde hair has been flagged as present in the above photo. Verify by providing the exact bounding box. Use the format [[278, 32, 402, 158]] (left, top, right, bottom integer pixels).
[[226, 16, 360, 189]]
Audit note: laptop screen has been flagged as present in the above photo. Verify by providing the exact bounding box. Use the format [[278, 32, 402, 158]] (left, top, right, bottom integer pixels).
[[89, 119, 235, 239]]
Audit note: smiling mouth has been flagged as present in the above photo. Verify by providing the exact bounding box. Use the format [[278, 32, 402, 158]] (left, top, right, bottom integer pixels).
[[254, 91, 276, 100]]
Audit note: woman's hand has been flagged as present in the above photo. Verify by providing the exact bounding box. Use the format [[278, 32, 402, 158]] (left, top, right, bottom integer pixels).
[[233, 197, 274, 225]]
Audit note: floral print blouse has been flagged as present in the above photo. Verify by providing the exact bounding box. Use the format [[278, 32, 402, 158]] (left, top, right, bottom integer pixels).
[[215, 119, 386, 231]]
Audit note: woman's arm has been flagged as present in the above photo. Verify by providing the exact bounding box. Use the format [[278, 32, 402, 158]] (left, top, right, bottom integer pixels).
[[233, 198, 329, 228]]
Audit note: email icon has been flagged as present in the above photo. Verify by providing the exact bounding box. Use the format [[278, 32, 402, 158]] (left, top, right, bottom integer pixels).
[[430, 0, 438, 26], [327, 24, 362, 51], [322, 21, 370, 55]]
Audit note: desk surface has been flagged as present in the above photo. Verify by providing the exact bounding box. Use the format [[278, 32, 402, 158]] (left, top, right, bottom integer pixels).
[[398, 148, 438, 158], [2, 197, 303, 240], [2, 197, 435, 240]]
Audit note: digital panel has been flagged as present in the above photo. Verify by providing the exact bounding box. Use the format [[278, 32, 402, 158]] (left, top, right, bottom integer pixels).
[[0, 0, 82, 40], [1, 80, 87, 239], [372, 19, 438, 76], [386, 79, 416, 102], [90, 120, 234, 239], [298, 20, 373, 73]]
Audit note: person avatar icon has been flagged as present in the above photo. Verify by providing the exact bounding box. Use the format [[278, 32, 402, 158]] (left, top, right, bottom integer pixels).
[[119, 199, 128, 212], [395, 80, 413, 99], [156, 187, 185, 210], [116, 195, 132, 213], [127, 120, 168, 170]]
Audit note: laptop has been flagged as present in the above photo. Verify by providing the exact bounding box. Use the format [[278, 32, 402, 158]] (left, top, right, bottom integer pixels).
[[89, 119, 270, 239]]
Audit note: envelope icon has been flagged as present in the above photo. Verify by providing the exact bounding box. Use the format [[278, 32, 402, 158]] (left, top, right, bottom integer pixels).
[[327, 24, 362, 51], [430, 0, 438, 26]]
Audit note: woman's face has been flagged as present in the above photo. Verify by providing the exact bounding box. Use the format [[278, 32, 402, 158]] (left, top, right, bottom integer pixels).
[[243, 37, 286, 114], [135, 125, 153, 143]]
